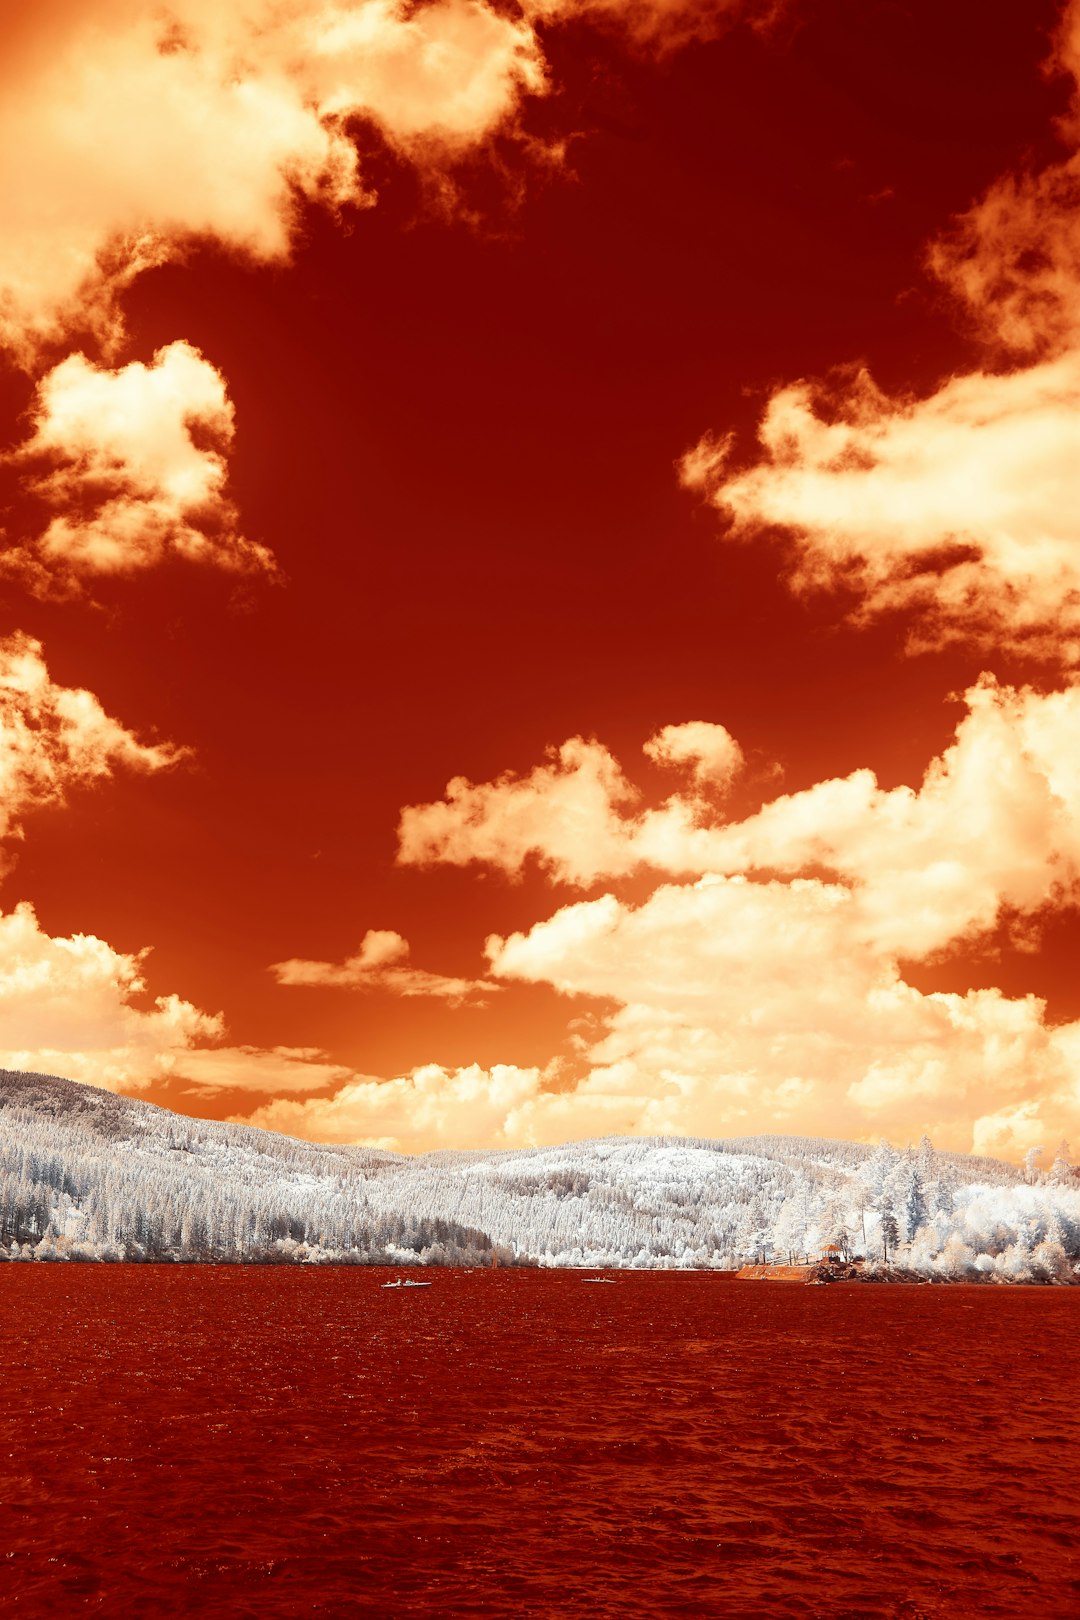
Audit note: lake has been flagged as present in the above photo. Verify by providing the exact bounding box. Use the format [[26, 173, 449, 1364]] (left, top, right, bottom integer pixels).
[[2, 1267, 1077, 1617]]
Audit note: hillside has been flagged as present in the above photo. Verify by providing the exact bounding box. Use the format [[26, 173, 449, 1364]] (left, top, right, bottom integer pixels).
[[1, 1070, 1077, 1280]]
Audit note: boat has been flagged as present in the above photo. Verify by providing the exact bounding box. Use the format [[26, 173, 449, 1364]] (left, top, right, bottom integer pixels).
[[381, 1277, 433, 1288], [581, 1276, 617, 1284]]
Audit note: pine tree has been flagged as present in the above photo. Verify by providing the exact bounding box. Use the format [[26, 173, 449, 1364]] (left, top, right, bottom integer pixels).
[[902, 1166, 927, 1242], [879, 1208, 899, 1263]]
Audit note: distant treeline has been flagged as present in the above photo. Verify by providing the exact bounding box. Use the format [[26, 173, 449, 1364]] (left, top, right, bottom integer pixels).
[[1, 1070, 1078, 1282]]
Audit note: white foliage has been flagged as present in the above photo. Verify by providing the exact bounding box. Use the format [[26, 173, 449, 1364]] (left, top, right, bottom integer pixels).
[[0, 1069, 1077, 1280]]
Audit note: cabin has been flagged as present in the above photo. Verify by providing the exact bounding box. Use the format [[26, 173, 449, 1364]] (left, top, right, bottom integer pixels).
[[821, 1243, 844, 1264]]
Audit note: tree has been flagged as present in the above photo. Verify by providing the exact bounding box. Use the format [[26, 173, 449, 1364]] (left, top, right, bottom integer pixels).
[[1050, 1141, 1073, 1186], [861, 1138, 900, 1203], [880, 1208, 899, 1263], [1025, 1145, 1045, 1184], [902, 1166, 927, 1242], [818, 1198, 854, 1260]]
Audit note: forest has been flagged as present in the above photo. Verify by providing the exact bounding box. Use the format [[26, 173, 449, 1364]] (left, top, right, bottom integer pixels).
[[1, 1070, 1078, 1281]]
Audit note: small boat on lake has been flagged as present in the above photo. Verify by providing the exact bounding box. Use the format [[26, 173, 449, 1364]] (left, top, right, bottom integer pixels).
[[581, 1277, 616, 1284], [381, 1277, 433, 1288]]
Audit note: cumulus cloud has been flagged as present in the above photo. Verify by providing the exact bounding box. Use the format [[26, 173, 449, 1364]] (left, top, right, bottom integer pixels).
[[0, 0, 763, 599], [238, 925, 1080, 1150], [270, 928, 495, 1003], [970, 1102, 1050, 1160], [0, 0, 747, 360], [0, 0, 522, 357], [386, 691, 1080, 1152], [5, 342, 272, 590], [681, 355, 1080, 662], [399, 679, 1080, 959], [693, 675, 1080, 959], [398, 721, 744, 883], [642, 719, 743, 792], [928, 0, 1080, 359], [486, 873, 1080, 1147], [399, 736, 641, 883], [0, 900, 349, 1098], [0, 630, 183, 859], [0, 899, 219, 1090], [0, 634, 350, 1097], [681, 0, 1080, 664], [240, 1061, 544, 1152]]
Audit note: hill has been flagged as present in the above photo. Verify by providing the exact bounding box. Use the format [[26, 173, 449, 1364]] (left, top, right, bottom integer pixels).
[[1, 1070, 1077, 1280]]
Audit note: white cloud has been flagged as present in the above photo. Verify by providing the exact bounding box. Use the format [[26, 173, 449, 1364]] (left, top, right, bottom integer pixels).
[[0, 0, 763, 601], [642, 719, 743, 792], [241, 1061, 544, 1151], [6, 343, 273, 590], [0, 900, 349, 1098], [694, 675, 1080, 959], [0, 0, 744, 360], [398, 735, 643, 883], [484, 874, 1080, 1151], [271, 928, 495, 1003], [928, 0, 1080, 359], [971, 1101, 1049, 1160], [0, 900, 219, 1089], [681, 354, 1080, 662], [0, 630, 183, 858], [398, 724, 746, 884], [0, 0, 538, 358], [164, 1044, 352, 1096], [680, 1, 1080, 664], [386, 690, 1080, 1152], [398, 678, 1080, 958]]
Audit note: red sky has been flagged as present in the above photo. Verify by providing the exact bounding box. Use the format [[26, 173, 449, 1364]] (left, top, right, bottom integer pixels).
[[2, 0, 1079, 1159]]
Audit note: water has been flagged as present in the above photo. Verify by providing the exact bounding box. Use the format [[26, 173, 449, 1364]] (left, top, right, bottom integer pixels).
[[2, 1267, 1077, 1617]]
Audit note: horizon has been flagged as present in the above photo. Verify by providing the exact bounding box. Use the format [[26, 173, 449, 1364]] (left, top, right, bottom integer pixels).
[[2, 0, 1080, 1161]]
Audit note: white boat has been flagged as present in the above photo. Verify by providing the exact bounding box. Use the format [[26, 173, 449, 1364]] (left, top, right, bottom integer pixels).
[[381, 1277, 433, 1288], [581, 1277, 617, 1284]]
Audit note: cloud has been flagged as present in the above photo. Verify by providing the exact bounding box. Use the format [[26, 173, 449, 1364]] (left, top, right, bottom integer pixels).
[[163, 1044, 352, 1096], [642, 720, 743, 792], [691, 675, 1080, 960], [0, 900, 349, 1098], [0, 0, 534, 358], [0, 0, 744, 361], [970, 1101, 1051, 1160], [0, 639, 348, 1098], [398, 722, 744, 884], [387, 691, 1080, 1152], [0, 630, 183, 859], [399, 679, 1080, 959], [240, 1061, 544, 1152], [928, 0, 1080, 359], [681, 355, 1080, 663], [0, 0, 763, 596], [399, 736, 643, 883], [483, 875, 1080, 1152], [5, 342, 273, 591], [239, 903, 1080, 1150], [270, 928, 495, 1003], [680, 0, 1080, 665], [0, 899, 219, 1089]]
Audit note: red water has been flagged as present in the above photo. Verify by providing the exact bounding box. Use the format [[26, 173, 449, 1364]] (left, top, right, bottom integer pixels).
[[1, 1268, 1077, 1618]]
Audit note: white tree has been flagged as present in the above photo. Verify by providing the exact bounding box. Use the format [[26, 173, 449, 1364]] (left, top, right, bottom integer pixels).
[[1050, 1141, 1073, 1186]]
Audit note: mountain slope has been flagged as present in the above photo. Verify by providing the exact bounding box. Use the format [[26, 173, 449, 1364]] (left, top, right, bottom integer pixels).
[[1, 1070, 1076, 1279]]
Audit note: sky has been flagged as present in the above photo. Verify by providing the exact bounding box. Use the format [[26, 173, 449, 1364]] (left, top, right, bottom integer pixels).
[[2, 0, 1080, 1160]]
